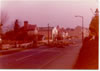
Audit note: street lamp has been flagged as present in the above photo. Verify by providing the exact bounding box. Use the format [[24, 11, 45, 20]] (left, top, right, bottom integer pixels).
[[75, 15, 84, 43], [48, 23, 50, 45], [0, 24, 3, 49]]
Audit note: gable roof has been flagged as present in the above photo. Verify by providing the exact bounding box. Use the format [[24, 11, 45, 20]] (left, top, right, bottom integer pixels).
[[19, 24, 37, 31], [38, 27, 54, 31], [26, 24, 37, 31]]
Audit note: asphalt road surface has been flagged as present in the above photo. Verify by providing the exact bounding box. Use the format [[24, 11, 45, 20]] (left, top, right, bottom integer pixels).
[[0, 39, 82, 69]]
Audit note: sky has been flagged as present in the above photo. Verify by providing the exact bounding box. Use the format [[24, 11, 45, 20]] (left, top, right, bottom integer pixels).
[[0, 0, 99, 31]]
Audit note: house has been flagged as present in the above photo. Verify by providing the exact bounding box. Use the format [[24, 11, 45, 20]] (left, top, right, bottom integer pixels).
[[83, 28, 89, 38], [4, 20, 38, 41], [58, 27, 67, 39], [19, 21, 38, 36], [16, 21, 38, 41], [38, 25, 67, 40], [23, 21, 38, 36], [74, 26, 89, 38], [52, 27, 58, 41], [66, 26, 89, 39], [52, 25, 68, 40], [38, 27, 54, 40]]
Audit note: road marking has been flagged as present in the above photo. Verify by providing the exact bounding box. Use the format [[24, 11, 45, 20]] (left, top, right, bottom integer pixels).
[[15, 49, 50, 62], [16, 54, 34, 61], [39, 51, 64, 69], [39, 46, 81, 69], [0, 48, 43, 58]]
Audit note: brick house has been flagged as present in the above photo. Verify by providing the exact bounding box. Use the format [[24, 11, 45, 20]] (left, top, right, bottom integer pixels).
[[38, 27, 54, 40], [38, 26, 66, 40], [22, 21, 38, 36], [8, 20, 38, 41], [66, 26, 89, 39]]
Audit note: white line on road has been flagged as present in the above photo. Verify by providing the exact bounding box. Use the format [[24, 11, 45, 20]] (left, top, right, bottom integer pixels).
[[15, 49, 51, 62], [38, 51, 64, 69], [16, 54, 34, 61], [39, 44, 82, 69]]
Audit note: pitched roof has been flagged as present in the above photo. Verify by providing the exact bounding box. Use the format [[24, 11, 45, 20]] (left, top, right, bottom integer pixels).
[[19, 24, 37, 31], [26, 24, 37, 30], [38, 27, 54, 31]]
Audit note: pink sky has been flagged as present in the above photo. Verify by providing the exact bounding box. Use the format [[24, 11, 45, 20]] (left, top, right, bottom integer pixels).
[[0, 0, 98, 30]]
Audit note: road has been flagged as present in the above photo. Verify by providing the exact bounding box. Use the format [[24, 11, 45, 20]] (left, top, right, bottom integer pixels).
[[0, 39, 82, 69]]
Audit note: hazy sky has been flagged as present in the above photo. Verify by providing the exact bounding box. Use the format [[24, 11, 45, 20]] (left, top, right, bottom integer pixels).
[[0, 0, 98, 29]]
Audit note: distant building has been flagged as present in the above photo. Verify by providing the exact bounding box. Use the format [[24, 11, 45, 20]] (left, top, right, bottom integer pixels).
[[0, 24, 3, 37], [38, 25, 68, 40], [38, 27, 54, 39], [74, 26, 89, 38], [52, 25, 68, 40], [19, 21, 38, 36], [59, 27, 67, 39], [11, 20, 38, 41], [66, 26, 89, 39], [4, 20, 40, 41], [52, 27, 58, 40], [83, 28, 89, 38]]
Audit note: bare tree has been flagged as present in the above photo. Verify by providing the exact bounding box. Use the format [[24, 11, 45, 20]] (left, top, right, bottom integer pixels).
[[0, 11, 8, 25], [0, 11, 9, 35], [0, 11, 9, 48]]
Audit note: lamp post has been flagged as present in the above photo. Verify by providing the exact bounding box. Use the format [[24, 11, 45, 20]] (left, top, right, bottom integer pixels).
[[48, 23, 50, 45], [75, 16, 84, 43], [0, 24, 3, 50]]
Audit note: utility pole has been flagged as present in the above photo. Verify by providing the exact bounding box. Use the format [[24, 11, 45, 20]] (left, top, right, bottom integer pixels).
[[0, 24, 3, 50], [48, 23, 50, 45], [75, 16, 84, 43], [82, 16, 84, 43]]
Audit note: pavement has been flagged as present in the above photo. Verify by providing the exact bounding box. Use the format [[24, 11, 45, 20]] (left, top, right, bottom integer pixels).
[[0, 39, 82, 69], [0, 47, 27, 55]]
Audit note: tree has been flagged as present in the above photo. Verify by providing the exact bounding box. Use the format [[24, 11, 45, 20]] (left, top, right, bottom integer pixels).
[[89, 9, 99, 38], [0, 11, 8, 24], [0, 11, 9, 49], [73, 9, 99, 69], [0, 11, 9, 35], [14, 19, 20, 32]]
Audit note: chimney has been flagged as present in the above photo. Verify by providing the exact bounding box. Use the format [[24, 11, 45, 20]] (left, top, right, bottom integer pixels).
[[24, 21, 28, 29], [15, 19, 18, 24]]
